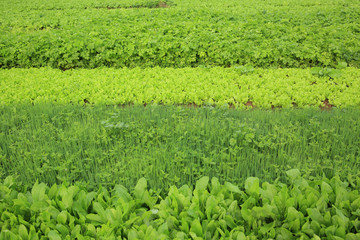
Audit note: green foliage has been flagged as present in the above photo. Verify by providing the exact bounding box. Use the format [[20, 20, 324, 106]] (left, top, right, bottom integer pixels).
[[1, 1, 359, 238], [310, 67, 343, 79], [1, 67, 360, 108], [1, 173, 360, 239], [1, 0, 169, 10], [0, 104, 359, 191], [1, 0, 359, 68]]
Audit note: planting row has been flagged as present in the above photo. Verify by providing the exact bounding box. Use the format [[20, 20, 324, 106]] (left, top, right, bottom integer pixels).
[[0, 67, 359, 108], [1, 104, 359, 190], [1, 171, 360, 239], [1, 0, 359, 68], [2, 0, 170, 10]]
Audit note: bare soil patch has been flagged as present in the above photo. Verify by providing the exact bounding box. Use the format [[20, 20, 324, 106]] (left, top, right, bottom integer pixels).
[[320, 99, 334, 111]]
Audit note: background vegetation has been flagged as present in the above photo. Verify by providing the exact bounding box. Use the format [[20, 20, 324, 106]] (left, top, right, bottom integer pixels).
[[1, 0, 359, 69]]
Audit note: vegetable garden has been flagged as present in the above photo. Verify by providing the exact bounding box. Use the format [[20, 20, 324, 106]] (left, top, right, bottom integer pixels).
[[1, 0, 360, 239]]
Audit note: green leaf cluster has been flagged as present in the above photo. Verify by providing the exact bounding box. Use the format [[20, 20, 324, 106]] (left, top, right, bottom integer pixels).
[[1, 0, 359, 68], [1, 173, 360, 239], [1, 0, 170, 11], [1, 67, 359, 108]]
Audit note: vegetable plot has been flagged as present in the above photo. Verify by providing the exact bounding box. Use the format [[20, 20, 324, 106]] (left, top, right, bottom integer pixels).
[[1, 67, 359, 108], [1, 105, 359, 191], [1, 171, 360, 239], [1, 0, 359, 69]]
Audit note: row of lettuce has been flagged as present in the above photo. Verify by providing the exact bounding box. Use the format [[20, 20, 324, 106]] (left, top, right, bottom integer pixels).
[[1, 171, 360, 239], [0, 67, 359, 108], [1, 0, 359, 69]]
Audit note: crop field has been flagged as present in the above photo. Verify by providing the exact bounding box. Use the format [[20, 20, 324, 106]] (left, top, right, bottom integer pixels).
[[1, 0, 360, 239], [1, 0, 360, 69], [1, 67, 360, 108]]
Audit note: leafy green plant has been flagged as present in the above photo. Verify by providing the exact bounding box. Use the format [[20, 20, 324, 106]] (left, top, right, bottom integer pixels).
[[310, 67, 343, 79], [1, 172, 360, 239], [1, 0, 359, 68], [1, 67, 359, 108]]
